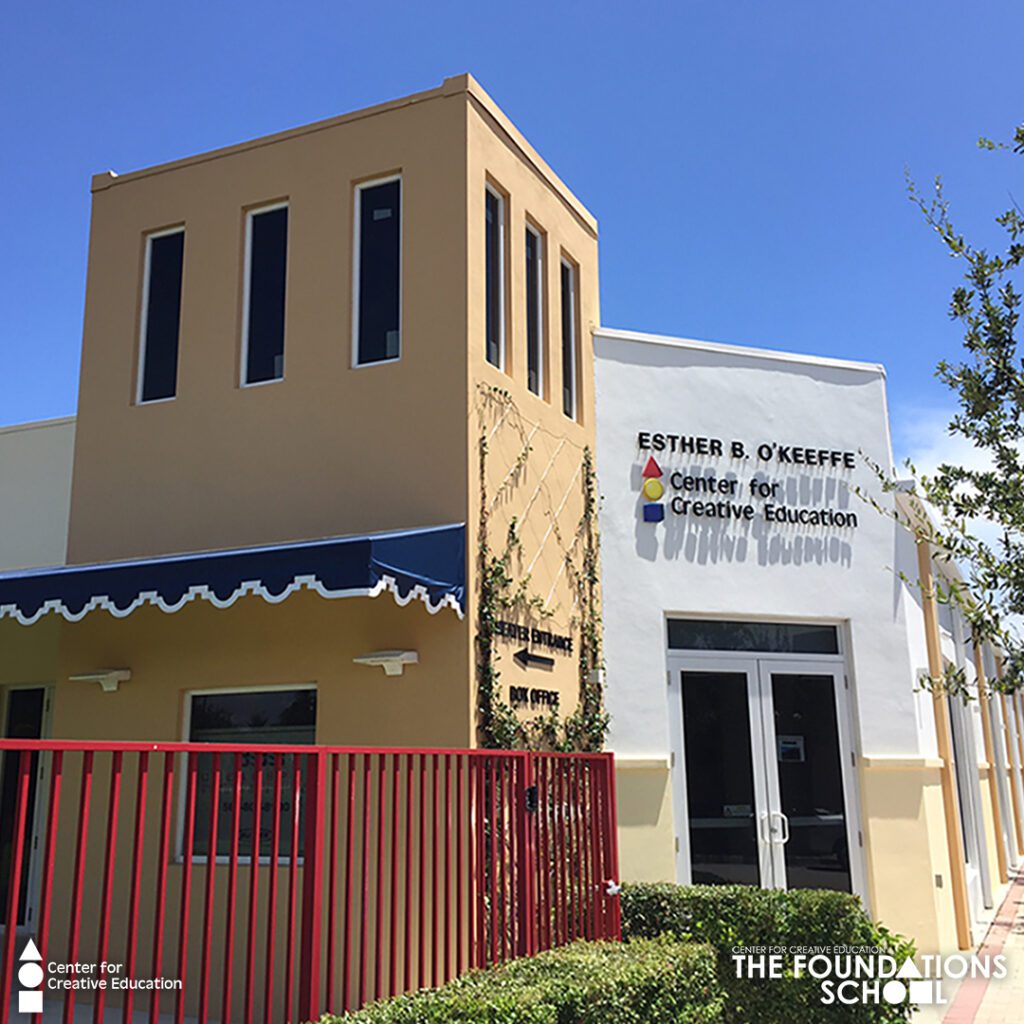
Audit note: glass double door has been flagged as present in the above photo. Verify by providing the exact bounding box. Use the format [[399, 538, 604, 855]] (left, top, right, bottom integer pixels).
[[671, 656, 855, 892]]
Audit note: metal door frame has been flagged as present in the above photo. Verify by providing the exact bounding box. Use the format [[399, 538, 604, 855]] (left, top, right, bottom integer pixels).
[[668, 649, 868, 904], [0, 684, 53, 932]]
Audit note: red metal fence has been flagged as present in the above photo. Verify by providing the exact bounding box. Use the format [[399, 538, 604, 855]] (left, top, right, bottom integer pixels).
[[0, 742, 620, 1023]]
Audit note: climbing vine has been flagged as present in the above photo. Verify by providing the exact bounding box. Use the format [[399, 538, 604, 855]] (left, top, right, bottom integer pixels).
[[475, 385, 608, 751]]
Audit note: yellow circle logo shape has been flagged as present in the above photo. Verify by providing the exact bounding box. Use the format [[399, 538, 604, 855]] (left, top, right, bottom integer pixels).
[[643, 478, 665, 500]]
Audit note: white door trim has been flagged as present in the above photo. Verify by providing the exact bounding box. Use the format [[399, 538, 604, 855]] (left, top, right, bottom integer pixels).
[[667, 656, 768, 887]]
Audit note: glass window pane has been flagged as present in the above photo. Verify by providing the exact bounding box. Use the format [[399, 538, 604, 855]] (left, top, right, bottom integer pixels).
[[681, 671, 760, 885], [770, 673, 851, 892], [245, 206, 288, 383], [485, 189, 503, 367], [560, 261, 576, 417], [140, 231, 184, 402], [526, 227, 542, 395], [357, 180, 401, 364], [668, 619, 839, 654], [189, 689, 316, 859]]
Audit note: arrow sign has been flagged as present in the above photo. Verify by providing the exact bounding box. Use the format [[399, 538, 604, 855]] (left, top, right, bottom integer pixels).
[[514, 648, 555, 671]]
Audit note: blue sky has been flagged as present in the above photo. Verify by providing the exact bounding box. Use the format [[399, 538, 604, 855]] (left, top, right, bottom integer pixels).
[[2, 1, 1021, 462]]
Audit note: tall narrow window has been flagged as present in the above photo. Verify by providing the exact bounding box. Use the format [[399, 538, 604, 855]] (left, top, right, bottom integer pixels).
[[354, 177, 401, 365], [485, 186, 505, 368], [243, 204, 288, 385], [138, 228, 184, 403], [560, 258, 578, 418], [525, 224, 544, 396]]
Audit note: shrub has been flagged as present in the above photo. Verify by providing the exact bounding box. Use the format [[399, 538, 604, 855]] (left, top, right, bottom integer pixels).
[[319, 938, 725, 1024], [621, 883, 916, 1024]]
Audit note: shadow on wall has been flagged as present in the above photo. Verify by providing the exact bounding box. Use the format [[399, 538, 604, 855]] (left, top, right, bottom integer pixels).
[[630, 459, 856, 568]]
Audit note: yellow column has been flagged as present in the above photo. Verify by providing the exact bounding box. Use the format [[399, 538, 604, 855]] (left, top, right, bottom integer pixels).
[[993, 653, 1024, 856], [917, 540, 972, 950], [974, 642, 1009, 883]]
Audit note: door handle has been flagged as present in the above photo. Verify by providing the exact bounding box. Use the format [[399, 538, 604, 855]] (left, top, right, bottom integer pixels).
[[758, 812, 771, 843], [771, 811, 790, 845]]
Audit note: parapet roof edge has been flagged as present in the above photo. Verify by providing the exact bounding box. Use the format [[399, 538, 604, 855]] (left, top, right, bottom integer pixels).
[[89, 74, 597, 232], [91, 78, 452, 192], [595, 326, 887, 377], [0, 415, 76, 436], [464, 77, 597, 237]]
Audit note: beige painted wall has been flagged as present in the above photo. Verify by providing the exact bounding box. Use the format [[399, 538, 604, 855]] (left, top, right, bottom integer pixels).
[[860, 760, 958, 953], [614, 761, 676, 883], [464, 85, 600, 725], [69, 81, 471, 566], [52, 591, 470, 748], [0, 616, 63, 688], [0, 417, 74, 572]]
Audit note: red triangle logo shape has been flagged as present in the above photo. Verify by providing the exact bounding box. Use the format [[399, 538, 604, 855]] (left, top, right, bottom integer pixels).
[[642, 456, 663, 478]]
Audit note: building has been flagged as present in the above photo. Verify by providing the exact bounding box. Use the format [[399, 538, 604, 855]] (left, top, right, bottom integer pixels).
[[0, 73, 1020, 996], [0, 72, 599, 754], [594, 326, 1024, 953], [0, 76, 609, 1018]]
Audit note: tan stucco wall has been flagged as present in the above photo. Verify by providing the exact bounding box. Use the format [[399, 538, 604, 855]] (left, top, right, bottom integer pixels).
[[463, 85, 600, 723], [69, 82, 471, 566], [0, 617, 63, 688], [860, 760, 958, 954], [50, 590, 469, 748], [614, 761, 676, 883]]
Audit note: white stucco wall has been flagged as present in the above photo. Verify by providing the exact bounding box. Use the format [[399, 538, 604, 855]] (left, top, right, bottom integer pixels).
[[594, 329, 925, 761], [0, 417, 75, 571]]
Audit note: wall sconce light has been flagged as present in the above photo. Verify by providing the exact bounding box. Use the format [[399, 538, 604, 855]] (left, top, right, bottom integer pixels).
[[352, 650, 419, 677], [69, 669, 131, 693]]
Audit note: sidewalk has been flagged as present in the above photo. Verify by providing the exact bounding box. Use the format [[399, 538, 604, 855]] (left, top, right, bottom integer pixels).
[[934, 872, 1024, 1024]]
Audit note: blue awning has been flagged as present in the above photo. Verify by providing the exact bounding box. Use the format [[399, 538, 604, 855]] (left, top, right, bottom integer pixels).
[[0, 524, 465, 625]]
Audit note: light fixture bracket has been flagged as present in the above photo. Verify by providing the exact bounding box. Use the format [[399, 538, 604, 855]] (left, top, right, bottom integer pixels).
[[69, 669, 132, 693], [352, 650, 419, 677]]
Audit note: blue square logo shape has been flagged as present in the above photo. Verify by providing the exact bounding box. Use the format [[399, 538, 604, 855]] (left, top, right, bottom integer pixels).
[[643, 503, 665, 523]]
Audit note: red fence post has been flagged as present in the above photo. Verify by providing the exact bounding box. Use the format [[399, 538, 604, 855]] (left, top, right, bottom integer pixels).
[[36, 750, 63, 1024], [298, 749, 326, 1023], [516, 755, 538, 957], [601, 754, 622, 939]]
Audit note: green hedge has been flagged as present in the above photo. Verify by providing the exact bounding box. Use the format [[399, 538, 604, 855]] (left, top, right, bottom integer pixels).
[[320, 938, 725, 1024], [620, 883, 915, 1024]]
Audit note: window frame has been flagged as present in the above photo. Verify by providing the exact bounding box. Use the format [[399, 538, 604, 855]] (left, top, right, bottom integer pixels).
[[351, 174, 403, 369], [177, 683, 317, 865], [484, 183, 507, 370], [560, 254, 579, 420], [240, 200, 289, 388], [136, 225, 185, 406], [525, 221, 545, 398]]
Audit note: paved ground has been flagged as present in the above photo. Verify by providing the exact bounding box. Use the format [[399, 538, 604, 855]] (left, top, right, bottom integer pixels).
[[935, 872, 1024, 1023]]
